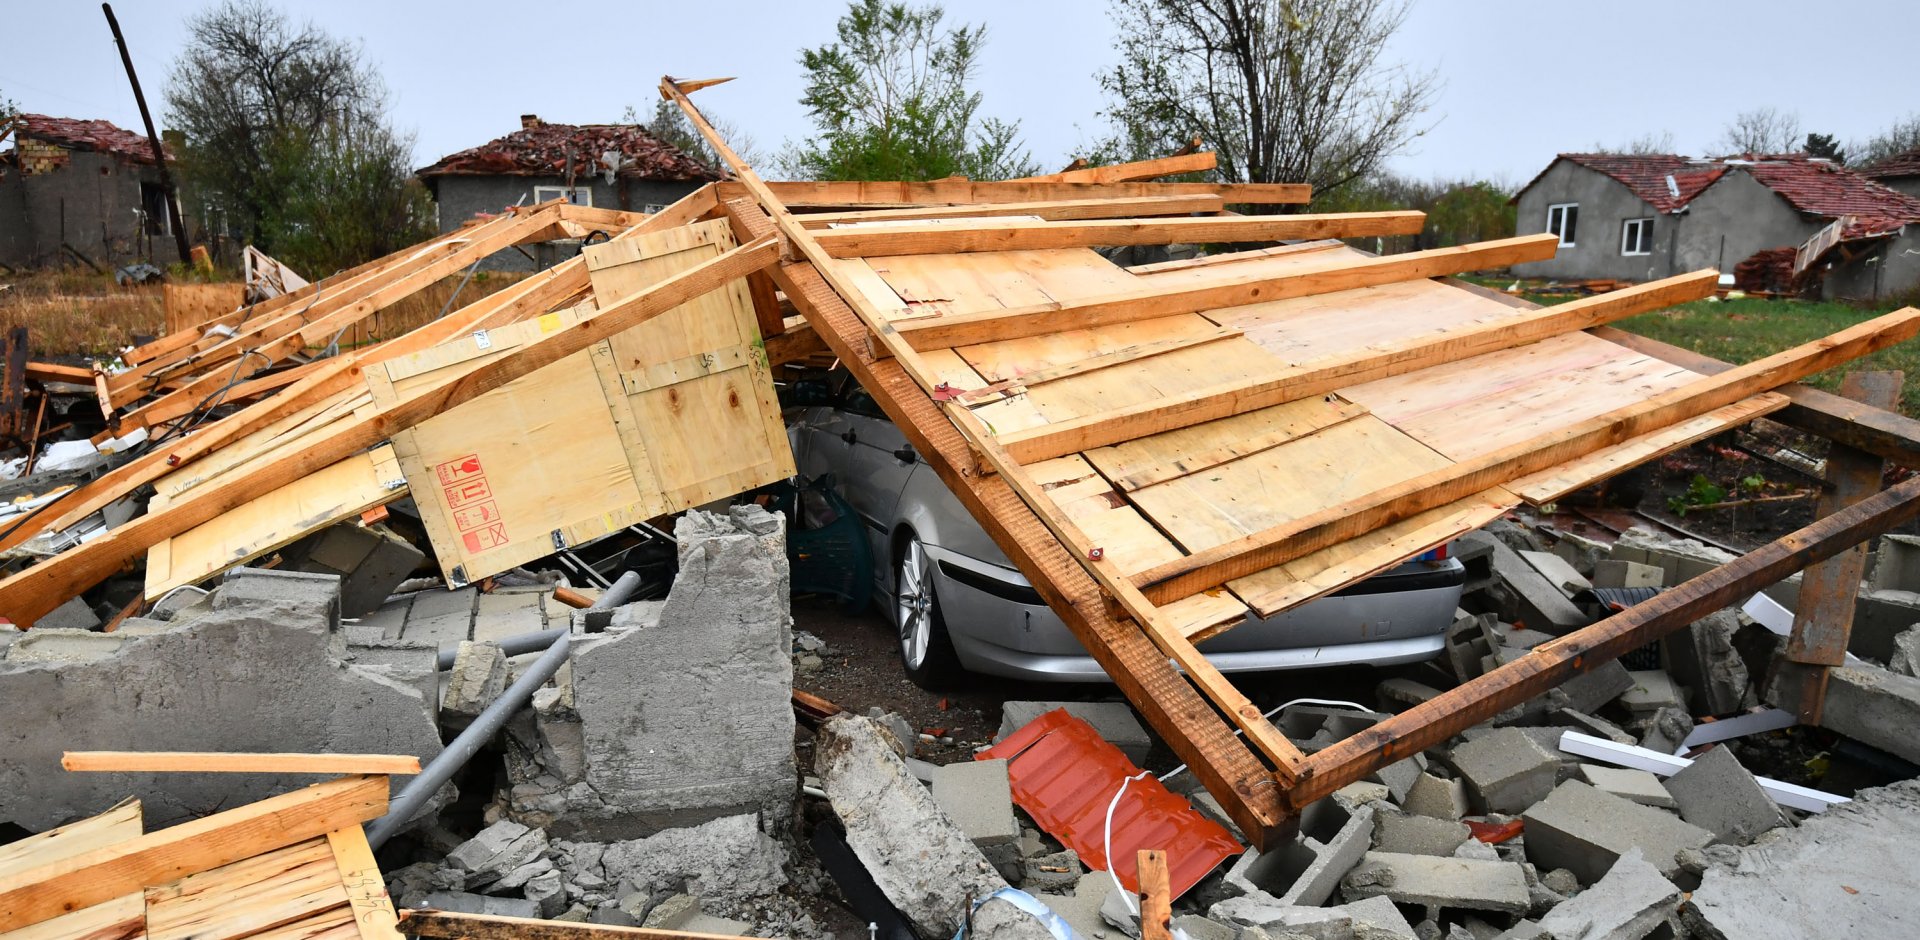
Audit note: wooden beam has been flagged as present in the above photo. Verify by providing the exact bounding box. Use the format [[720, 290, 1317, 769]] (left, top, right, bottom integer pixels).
[[1020, 151, 1218, 183], [327, 826, 401, 940], [1291, 471, 1920, 807], [1778, 370, 1901, 722], [813, 211, 1426, 258], [1134, 306, 1920, 605], [62, 752, 422, 775], [0, 774, 388, 932], [798, 194, 1225, 226], [890, 234, 1562, 350], [401, 910, 755, 940], [1137, 850, 1172, 940], [723, 180, 1313, 207], [0, 236, 778, 626], [24, 362, 94, 385], [994, 270, 1721, 463]]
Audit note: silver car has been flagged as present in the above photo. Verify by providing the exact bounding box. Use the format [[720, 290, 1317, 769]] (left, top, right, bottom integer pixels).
[[786, 369, 1466, 688]]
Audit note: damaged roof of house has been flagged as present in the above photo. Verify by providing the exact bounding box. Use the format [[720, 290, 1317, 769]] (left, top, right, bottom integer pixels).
[[416, 115, 722, 183], [1736, 154, 1920, 238], [5, 113, 168, 164], [1862, 146, 1920, 182], [1525, 153, 1730, 212]]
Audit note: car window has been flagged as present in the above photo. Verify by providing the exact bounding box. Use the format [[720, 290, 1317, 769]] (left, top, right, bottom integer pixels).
[[841, 384, 891, 422]]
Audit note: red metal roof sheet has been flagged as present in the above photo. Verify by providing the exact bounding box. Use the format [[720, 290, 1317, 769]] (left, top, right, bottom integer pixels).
[[978, 708, 1240, 900], [7, 113, 168, 164], [417, 118, 721, 183]]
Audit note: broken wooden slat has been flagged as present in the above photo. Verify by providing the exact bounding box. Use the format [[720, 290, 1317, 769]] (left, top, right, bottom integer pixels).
[[812, 211, 1426, 258], [0, 774, 388, 932], [326, 826, 400, 940], [0, 798, 141, 877], [1022, 151, 1218, 183], [725, 179, 1313, 207], [62, 752, 422, 775], [799, 194, 1225, 227], [1137, 850, 1173, 940]]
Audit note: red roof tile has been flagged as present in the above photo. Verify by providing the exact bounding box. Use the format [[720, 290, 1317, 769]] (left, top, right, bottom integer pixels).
[[1735, 155, 1920, 238], [7, 113, 168, 164], [1862, 147, 1920, 182], [417, 118, 721, 183], [1538, 154, 1728, 212]]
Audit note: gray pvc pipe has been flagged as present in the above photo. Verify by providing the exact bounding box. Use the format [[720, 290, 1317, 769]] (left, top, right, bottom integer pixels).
[[430, 572, 646, 669], [365, 571, 645, 849]]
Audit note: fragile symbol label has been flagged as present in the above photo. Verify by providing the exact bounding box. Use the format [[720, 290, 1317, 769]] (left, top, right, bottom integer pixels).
[[444, 477, 493, 509], [435, 453, 509, 551], [462, 523, 511, 553], [452, 501, 500, 531], [435, 454, 484, 486]]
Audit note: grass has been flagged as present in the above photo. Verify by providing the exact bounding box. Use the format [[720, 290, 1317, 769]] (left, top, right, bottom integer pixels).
[[0, 266, 531, 361]]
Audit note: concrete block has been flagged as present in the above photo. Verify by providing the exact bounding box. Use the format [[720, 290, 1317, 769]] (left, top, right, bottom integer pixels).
[[1870, 533, 1920, 592], [1171, 914, 1235, 940], [473, 592, 545, 643], [641, 895, 700, 930], [1519, 550, 1591, 596], [1592, 559, 1663, 589], [1340, 852, 1530, 915], [816, 715, 1005, 937], [37, 596, 100, 631], [1335, 895, 1417, 938], [998, 701, 1152, 764], [281, 523, 424, 618], [1020, 849, 1083, 893], [1660, 609, 1750, 716], [1278, 704, 1387, 753], [932, 759, 1019, 847], [1333, 781, 1391, 812], [1577, 765, 1675, 809], [446, 820, 549, 888], [418, 892, 541, 918], [1450, 728, 1559, 814], [1661, 747, 1782, 845], [1484, 540, 1589, 634], [1222, 803, 1374, 907], [1370, 755, 1427, 803], [1522, 780, 1712, 884], [1402, 773, 1469, 820], [1889, 624, 1920, 677], [971, 894, 1062, 940], [595, 814, 788, 919], [442, 640, 509, 719], [1618, 670, 1682, 715], [1634, 705, 1693, 755], [4, 629, 129, 664], [1549, 708, 1636, 745], [1817, 664, 1920, 765], [1206, 896, 1352, 940], [1372, 812, 1470, 856], [1531, 847, 1680, 940]]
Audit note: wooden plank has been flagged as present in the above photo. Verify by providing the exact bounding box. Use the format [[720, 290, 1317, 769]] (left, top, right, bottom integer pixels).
[[0, 799, 142, 877], [1133, 306, 1920, 606], [62, 752, 421, 775], [1780, 371, 1901, 723], [0, 774, 388, 932], [813, 211, 1426, 258], [800, 194, 1223, 226], [1024, 151, 1218, 183], [889, 234, 1563, 351], [326, 827, 402, 940], [957, 328, 1243, 405], [25, 362, 97, 384], [1, 893, 144, 940], [162, 284, 244, 336], [994, 271, 1720, 462], [1127, 240, 1344, 274], [1507, 394, 1790, 504], [1086, 396, 1370, 492], [1293, 471, 1920, 807], [731, 179, 1313, 206], [400, 910, 756, 940], [144, 839, 346, 940], [0, 235, 778, 626], [1137, 850, 1172, 940]]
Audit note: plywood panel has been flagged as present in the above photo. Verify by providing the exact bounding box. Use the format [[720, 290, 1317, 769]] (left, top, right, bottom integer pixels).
[[144, 838, 347, 940], [1086, 396, 1370, 492], [163, 284, 245, 336]]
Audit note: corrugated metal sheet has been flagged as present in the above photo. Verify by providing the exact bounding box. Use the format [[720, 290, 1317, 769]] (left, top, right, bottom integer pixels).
[[978, 708, 1240, 899]]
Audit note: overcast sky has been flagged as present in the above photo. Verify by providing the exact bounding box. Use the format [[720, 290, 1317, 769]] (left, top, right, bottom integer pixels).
[[7, 0, 1917, 186]]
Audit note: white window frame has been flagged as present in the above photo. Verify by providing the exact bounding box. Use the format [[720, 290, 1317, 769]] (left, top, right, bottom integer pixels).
[[1547, 203, 1578, 247], [532, 185, 593, 207], [1621, 217, 1653, 256]]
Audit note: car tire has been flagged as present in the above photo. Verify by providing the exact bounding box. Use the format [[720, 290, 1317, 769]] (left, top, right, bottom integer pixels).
[[894, 532, 962, 689]]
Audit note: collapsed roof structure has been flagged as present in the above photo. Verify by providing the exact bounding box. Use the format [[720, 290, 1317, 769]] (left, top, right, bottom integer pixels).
[[3, 77, 1920, 852]]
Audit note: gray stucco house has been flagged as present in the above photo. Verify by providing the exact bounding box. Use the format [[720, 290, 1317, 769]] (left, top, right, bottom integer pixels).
[[416, 115, 721, 271], [1511, 152, 1920, 302], [0, 114, 183, 271]]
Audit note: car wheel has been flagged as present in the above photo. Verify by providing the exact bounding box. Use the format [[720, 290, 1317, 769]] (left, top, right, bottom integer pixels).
[[895, 533, 962, 689]]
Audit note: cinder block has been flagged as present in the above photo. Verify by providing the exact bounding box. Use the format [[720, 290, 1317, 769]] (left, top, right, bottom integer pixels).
[[1534, 848, 1680, 940], [998, 701, 1152, 763], [1593, 559, 1663, 589], [1402, 772, 1470, 820], [1451, 727, 1559, 814], [1661, 747, 1782, 845], [473, 592, 544, 643], [1577, 764, 1676, 808], [1223, 802, 1373, 907], [1372, 811, 1470, 856], [1870, 534, 1920, 592], [931, 758, 1020, 847], [1485, 540, 1589, 634], [1519, 550, 1592, 596], [1522, 780, 1712, 884], [1340, 851, 1531, 915]]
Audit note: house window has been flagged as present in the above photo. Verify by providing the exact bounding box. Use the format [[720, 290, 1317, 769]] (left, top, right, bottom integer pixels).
[[533, 185, 593, 207], [1547, 203, 1578, 247], [139, 182, 170, 236], [1621, 218, 1654, 256]]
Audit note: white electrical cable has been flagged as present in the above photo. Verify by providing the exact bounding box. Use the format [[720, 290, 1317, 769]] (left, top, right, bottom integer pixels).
[[1158, 697, 1371, 783], [1103, 769, 1152, 916]]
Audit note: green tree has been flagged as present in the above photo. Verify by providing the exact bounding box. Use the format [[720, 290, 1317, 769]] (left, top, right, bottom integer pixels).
[[1095, 0, 1437, 199], [1804, 132, 1846, 164], [0, 88, 18, 122], [782, 0, 1038, 181], [164, 0, 429, 273], [624, 99, 764, 170], [1310, 173, 1513, 252]]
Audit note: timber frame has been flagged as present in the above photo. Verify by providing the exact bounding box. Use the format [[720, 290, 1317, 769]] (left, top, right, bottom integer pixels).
[[661, 76, 1920, 844]]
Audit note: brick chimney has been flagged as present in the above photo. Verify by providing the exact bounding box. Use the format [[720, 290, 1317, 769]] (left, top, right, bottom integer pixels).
[[520, 114, 541, 129]]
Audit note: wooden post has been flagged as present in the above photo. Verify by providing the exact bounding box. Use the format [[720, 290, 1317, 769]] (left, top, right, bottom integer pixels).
[[1778, 370, 1902, 723], [1136, 850, 1172, 940]]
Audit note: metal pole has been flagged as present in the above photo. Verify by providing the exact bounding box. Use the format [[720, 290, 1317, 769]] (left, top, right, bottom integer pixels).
[[102, 3, 191, 265], [366, 573, 646, 848]]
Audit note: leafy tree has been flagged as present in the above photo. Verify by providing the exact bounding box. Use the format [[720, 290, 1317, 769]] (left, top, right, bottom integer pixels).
[[164, 0, 429, 273], [1854, 113, 1920, 167], [1803, 132, 1846, 164], [782, 0, 1038, 181], [0, 88, 18, 122], [1094, 0, 1437, 199], [1717, 107, 1802, 155], [1312, 173, 1513, 252]]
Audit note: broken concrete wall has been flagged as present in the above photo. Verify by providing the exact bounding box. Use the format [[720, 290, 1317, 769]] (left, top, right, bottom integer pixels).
[[0, 568, 441, 831], [505, 506, 796, 839]]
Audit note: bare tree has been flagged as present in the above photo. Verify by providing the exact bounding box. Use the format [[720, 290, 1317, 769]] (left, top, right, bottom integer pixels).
[[165, 0, 428, 271], [622, 100, 765, 170], [1592, 130, 1676, 155], [1854, 112, 1920, 167], [1717, 107, 1803, 156], [1094, 0, 1438, 198]]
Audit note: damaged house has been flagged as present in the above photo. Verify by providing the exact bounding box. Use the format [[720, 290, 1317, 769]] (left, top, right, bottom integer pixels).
[[1512, 152, 1920, 301], [0, 113, 183, 271], [415, 114, 722, 271]]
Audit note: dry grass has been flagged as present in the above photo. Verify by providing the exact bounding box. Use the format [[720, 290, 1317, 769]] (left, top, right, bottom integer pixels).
[[0, 267, 533, 361]]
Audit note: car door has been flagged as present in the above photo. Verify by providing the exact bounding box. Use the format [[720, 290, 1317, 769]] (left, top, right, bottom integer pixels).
[[838, 385, 918, 584]]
